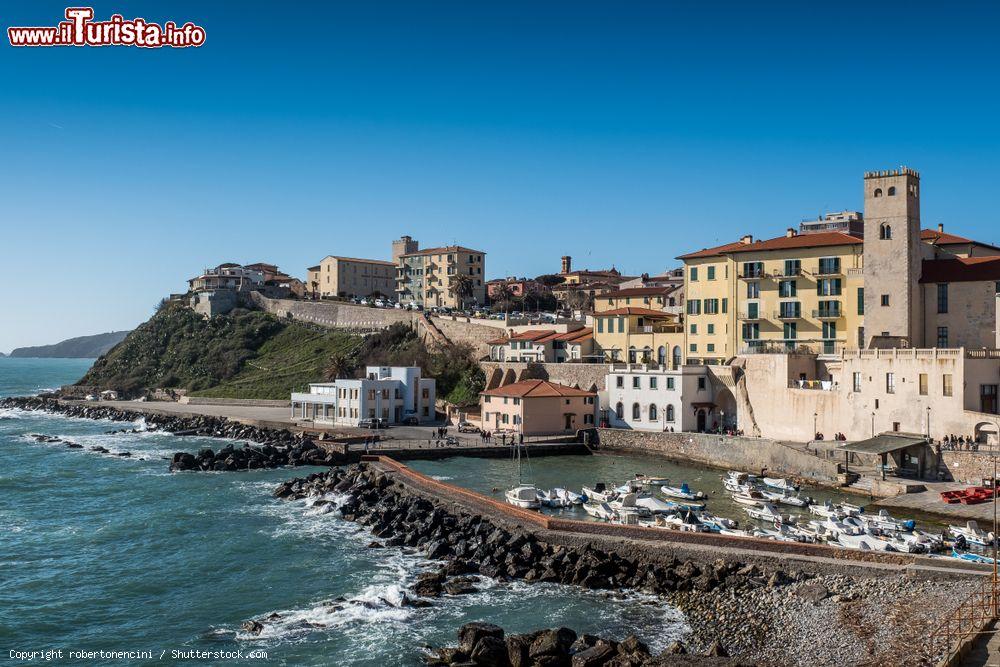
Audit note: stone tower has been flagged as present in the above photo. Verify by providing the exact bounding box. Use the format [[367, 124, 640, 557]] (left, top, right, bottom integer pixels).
[[392, 235, 419, 265], [561, 256, 572, 274], [862, 167, 922, 346]]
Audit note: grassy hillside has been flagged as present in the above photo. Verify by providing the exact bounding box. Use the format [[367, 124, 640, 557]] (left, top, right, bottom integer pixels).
[[76, 304, 483, 404]]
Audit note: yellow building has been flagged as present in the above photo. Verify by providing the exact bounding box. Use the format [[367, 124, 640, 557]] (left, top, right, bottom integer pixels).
[[679, 230, 865, 364], [396, 245, 487, 309], [593, 286, 680, 313], [307, 256, 396, 299], [592, 307, 684, 367]]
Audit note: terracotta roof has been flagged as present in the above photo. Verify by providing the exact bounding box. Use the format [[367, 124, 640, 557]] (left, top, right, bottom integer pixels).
[[401, 245, 485, 257], [489, 328, 594, 346], [921, 229, 974, 245], [676, 240, 751, 260], [597, 307, 676, 317], [726, 232, 863, 254], [920, 256, 1000, 283], [601, 287, 672, 298], [321, 255, 395, 266], [482, 379, 595, 398], [554, 328, 593, 344]]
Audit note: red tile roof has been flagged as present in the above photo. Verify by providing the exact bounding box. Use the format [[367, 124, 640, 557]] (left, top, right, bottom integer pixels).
[[482, 379, 595, 398], [920, 256, 1000, 283], [402, 245, 485, 257], [676, 240, 750, 260], [602, 287, 672, 298], [487, 328, 594, 346], [921, 228, 1000, 251], [598, 307, 676, 317], [726, 232, 863, 254]]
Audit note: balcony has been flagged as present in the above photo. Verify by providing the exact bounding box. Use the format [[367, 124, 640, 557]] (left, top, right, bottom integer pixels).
[[738, 310, 761, 321], [773, 309, 802, 320], [739, 269, 765, 280], [810, 265, 843, 277], [813, 307, 843, 320]]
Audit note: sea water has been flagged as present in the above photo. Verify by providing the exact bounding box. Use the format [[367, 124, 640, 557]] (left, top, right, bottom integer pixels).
[[0, 358, 688, 666]]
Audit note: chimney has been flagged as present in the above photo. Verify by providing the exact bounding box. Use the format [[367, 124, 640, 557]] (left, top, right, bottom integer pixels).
[[786, 228, 797, 238], [740, 234, 753, 245], [937, 223, 944, 233], [561, 256, 572, 274]]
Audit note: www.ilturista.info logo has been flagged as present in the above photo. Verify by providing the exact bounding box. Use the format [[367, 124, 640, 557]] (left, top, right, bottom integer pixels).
[[8, 7, 206, 48]]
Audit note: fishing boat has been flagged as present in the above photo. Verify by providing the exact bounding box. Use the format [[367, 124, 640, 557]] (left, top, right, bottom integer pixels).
[[633, 493, 676, 514], [609, 493, 651, 517], [744, 503, 792, 524], [760, 489, 810, 507], [658, 511, 710, 533], [948, 520, 996, 547], [762, 477, 799, 492], [504, 440, 539, 509], [660, 482, 706, 501], [632, 474, 671, 487], [732, 490, 768, 506], [810, 515, 864, 538], [838, 502, 865, 516], [719, 527, 756, 538], [505, 485, 541, 509], [808, 500, 843, 518], [859, 509, 915, 533], [834, 532, 898, 552], [537, 489, 569, 508], [663, 499, 706, 512], [696, 511, 738, 532], [952, 548, 997, 565], [583, 500, 615, 521], [555, 488, 585, 505], [582, 484, 614, 503]]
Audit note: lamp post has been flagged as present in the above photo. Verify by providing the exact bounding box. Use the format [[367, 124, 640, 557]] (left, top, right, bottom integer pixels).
[[813, 412, 818, 439], [871, 411, 876, 437], [925, 406, 931, 439]]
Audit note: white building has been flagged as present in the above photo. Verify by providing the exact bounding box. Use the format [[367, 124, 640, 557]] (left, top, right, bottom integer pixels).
[[601, 363, 717, 432], [291, 366, 436, 426]]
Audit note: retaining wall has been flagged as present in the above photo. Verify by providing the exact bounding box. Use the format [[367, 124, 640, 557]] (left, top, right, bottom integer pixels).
[[481, 361, 607, 392], [593, 428, 842, 483], [179, 397, 291, 408]]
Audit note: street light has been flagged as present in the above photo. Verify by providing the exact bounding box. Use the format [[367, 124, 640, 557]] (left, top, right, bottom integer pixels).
[[813, 412, 818, 439], [871, 411, 876, 437], [925, 406, 931, 439]]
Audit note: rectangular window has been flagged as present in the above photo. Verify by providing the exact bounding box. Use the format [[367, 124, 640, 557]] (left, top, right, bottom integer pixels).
[[707, 343, 715, 352], [747, 302, 759, 319], [858, 287, 864, 315], [704, 298, 719, 314], [618, 317, 625, 332], [818, 300, 841, 318], [943, 374, 953, 396], [742, 322, 760, 340], [937, 326, 949, 348], [597, 318, 603, 333], [778, 280, 797, 298], [779, 301, 801, 319], [919, 373, 928, 395], [746, 282, 760, 299], [982, 385, 999, 414], [817, 278, 843, 296], [937, 284, 948, 314], [689, 343, 697, 353], [697, 377, 706, 390], [707, 323, 715, 334], [707, 266, 716, 280], [881, 294, 890, 307], [721, 298, 728, 313], [690, 324, 697, 334], [886, 373, 895, 394], [687, 300, 702, 315], [853, 372, 862, 392], [632, 377, 640, 388], [666, 377, 675, 390], [784, 259, 801, 276], [690, 267, 698, 281], [818, 257, 841, 275], [783, 322, 797, 340], [616, 376, 624, 388], [649, 377, 658, 389], [822, 321, 836, 339]]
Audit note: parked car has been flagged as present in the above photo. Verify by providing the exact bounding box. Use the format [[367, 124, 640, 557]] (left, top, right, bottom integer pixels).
[[358, 418, 387, 429], [401, 416, 419, 426], [457, 421, 479, 433]]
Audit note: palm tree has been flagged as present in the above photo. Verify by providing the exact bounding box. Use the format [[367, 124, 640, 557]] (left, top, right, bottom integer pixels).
[[492, 282, 514, 311], [450, 274, 474, 308]]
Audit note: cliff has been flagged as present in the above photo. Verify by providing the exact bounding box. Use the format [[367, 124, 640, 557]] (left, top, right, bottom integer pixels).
[[9, 331, 131, 359]]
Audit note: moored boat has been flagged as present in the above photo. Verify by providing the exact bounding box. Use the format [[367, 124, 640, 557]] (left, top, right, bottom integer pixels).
[[762, 477, 799, 492], [948, 520, 996, 547], [732, 489, 767, 506], [505, 484, 541, 509], [660, 482, 706, 501]]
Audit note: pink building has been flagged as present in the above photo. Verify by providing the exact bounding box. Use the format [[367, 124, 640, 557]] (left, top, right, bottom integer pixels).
[[480, 379, 597, 436]]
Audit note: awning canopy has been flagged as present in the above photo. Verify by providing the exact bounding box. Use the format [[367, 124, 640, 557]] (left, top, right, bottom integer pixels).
[[837, 433, 928, 456]]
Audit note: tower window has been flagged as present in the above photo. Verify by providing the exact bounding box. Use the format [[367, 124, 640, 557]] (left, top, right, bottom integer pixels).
[[887, 186, 896, 196], [881, 294, 890, 307], [879, 224, 892, 240], [874, 188, 883, 197]]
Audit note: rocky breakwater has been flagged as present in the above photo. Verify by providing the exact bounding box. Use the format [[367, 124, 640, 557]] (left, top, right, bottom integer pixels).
[[1, 396, 341, 472], [424, 622, 743, 667], [274, 464, 976, 666]]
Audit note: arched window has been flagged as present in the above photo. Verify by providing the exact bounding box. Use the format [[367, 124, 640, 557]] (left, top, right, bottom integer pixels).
[[666, 405, 675, 422], [649, 404, 658, 421], [642, 346, 652, 363], [628, 346, 637, 363], [874, 188, 883, 197], [657, 346, 667, 365], [615, 402, 624, 420], [672, 346, 682, 369], [632, 402, 641, 420], [887, 186, 896, 196], [880, 224, 892, 240]]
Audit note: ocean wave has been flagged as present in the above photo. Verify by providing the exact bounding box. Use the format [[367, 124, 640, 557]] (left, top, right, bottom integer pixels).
[[430, 475, 454, 481]]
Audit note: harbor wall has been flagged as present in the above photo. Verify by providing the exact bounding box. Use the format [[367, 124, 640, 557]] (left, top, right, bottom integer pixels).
[[592, 428, 842, 483]]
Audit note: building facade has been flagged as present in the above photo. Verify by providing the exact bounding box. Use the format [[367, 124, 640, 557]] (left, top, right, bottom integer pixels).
[[480, 379, 596, 436], [486, 328, 595, 363], [395, 244, 487, 309], [291, 366, 435, 427], [307, 255, 396, 299], [602, 363, 716, 432], [593, 307, 685, 367]]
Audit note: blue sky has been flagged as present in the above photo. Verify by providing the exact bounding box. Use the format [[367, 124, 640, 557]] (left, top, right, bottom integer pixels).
[[2, 1, 999, 352]]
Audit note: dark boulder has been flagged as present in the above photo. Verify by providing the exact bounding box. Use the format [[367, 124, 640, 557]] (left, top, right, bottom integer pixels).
[[458, 622, 505, 654]]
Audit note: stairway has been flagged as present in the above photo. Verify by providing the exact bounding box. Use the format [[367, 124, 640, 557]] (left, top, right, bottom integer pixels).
[[847, 476, 874, 493]]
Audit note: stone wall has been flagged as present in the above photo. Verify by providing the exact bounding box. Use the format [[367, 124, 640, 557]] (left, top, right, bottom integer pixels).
[[179, 396, 291, 408], [480, 361, 608, 393], [247, 292, 417, 330], [593, 428, 843, 483], [940, 451, 1000, 485]]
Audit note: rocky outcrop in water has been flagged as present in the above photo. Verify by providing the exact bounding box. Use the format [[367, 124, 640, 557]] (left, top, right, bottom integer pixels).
[[2, 396, 341, 471], [424, 621, 746, 666]]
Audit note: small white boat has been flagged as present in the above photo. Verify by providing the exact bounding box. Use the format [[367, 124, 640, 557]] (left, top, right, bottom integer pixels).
[[808, 500, 843, 518], [949, 521, 996, 547], [505, 485, 541, 509], [719, 528, 755, 538], [632, 474, 671, 487], [861, 509, 915, 533], [723, 477, 752, 493], [744, 503, 792, 524], [760, 524, 812, 543], [583, 501, 615, 521], [811, 516, 864, 538], [762, 477, 799, 492], [761, 489, 810, 507], [732, 490, 768, 506], [657, 511, 710, 533], [614, 507, 644, 525], [556, 488, 585, 505], [835, 532, 899, 552], [696, 511, 738, 531], [660, 482, 706, 501], [582, 484, 613, 502], [838, 502, 865, 516], [633, 493, 675, 514], [609, 493, 650, 516], [536, 489, 566, 508]]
